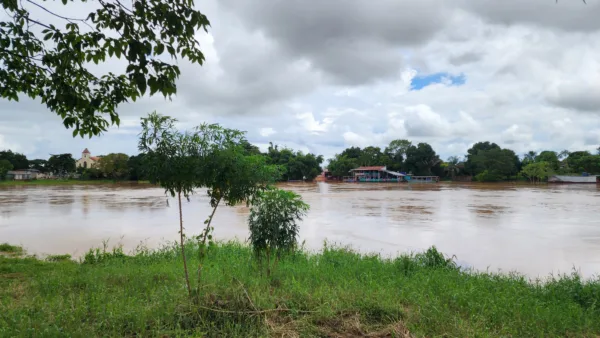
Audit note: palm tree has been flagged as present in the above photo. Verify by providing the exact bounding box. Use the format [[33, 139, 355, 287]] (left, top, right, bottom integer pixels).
[[445, 156, 461, 179], [558, 150, 570, 171], [523, 151, 537, 163]]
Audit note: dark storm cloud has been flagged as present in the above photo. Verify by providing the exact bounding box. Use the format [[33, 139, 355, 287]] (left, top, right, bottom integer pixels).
[[218, 0, 454, 85], [547, 84, 600, 113], [449, 52, 484, 66], [461, 0, 600, 32]]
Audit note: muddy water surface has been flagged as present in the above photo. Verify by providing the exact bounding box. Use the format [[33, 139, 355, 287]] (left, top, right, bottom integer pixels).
[[1, 182, 600, 278]]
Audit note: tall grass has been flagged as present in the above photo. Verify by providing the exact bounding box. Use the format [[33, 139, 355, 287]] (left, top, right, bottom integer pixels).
[[1, 241, 599, 337], [0, 243, 24, 255]]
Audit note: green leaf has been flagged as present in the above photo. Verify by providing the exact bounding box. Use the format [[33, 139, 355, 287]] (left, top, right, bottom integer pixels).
[[43, 32, 53, 41], [155, 43, 164, 55], [135, 74, 147, 95]]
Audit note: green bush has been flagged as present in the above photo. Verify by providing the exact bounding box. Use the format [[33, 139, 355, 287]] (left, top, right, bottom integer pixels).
[[0, 243, 23, 254], [475, 170, 504, 182], [248, 188, 309, 276]]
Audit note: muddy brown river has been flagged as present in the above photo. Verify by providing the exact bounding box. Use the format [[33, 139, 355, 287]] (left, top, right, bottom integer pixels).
[[1, 182, 599, 278]]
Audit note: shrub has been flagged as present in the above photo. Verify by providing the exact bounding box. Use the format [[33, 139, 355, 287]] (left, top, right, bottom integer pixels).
[[46, 254, 72, 262], [0, 243, 24, 254], [474, 170, 504, 182], [248, 189, 309, 276]]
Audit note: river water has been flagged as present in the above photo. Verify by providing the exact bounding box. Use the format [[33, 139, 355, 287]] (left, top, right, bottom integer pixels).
[[1, 182, 599, 278]]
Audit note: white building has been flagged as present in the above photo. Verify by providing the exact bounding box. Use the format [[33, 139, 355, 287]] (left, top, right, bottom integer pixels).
[[76, 148, 100, 169], [6, 169, 41, 180]]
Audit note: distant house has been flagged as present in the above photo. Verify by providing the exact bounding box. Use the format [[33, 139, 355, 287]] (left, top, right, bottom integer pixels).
[[345, 166, 440, 183], [76, 148, 101, 169], [6, 169, 41, 180], [346, 166, 406, 182]]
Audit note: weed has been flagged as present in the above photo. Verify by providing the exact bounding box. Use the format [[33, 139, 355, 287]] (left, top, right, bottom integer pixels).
[[0, 243, 23, 255], [45, 254, 72, 262]]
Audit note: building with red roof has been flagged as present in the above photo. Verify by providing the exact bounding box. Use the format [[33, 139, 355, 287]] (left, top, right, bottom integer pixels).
[[76, 148, 100, 169]]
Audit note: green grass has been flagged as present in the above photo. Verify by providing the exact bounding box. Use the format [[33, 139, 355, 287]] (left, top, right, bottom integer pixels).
[[0, 179, 151, 186], [0, 243, 24, 255], [1, 242, 599, 337]]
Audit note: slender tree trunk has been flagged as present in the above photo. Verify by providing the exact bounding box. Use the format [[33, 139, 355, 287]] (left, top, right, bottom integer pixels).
[[200, 197, 221, 248], [266, 246, 271, 277], [178, 191, 192, 296], [197, 196, 221, 285]]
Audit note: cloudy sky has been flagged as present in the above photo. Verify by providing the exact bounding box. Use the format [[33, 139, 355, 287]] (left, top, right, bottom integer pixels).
[[1, 0, 600, 162]]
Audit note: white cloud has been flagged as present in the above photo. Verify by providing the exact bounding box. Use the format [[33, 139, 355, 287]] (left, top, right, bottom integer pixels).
[[1, 0, 600, 161], [259, 128, 276, 137]]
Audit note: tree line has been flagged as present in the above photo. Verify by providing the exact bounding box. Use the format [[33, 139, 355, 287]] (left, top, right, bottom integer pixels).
[[0, 142, 324, 182], [2, 139, 599, 183], [326, 140, 600, 182]]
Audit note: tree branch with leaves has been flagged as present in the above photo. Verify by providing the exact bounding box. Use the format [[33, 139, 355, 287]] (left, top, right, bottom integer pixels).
[[1, 0, 209, 137]]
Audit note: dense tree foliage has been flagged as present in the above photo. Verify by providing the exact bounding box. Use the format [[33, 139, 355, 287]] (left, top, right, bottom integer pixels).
[[521, 162, 553, 183], [444, 156, 461, 179], [535, 151, 560, 171], [28, 159, 49, 173], [265, 143, 323, 181], [0, 159, 13, 180], [384, 139, 411, 171], [569, 154, 600, 174], [96, 153, 129, 179], [405, 143, 441, 176], [0, 150, 28, 170], [126, 154, 147, 181], [464, 142, 519, 181], [0, 0, 210, 137], [47, 153, 76, 176], [327, 154, 359, 178]]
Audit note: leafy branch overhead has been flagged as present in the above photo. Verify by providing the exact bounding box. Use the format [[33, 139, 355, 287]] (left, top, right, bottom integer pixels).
[[0, 0, 209, 137]]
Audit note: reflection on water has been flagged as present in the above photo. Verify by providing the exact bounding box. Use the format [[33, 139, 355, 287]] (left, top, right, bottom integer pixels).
[[1, 182, 600, 278]]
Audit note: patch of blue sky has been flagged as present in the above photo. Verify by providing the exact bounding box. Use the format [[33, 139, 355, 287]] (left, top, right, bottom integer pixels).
[[410, 72, 466, 90]]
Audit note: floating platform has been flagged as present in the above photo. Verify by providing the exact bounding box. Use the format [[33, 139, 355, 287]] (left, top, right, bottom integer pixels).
[[548, 175, 599, 184]]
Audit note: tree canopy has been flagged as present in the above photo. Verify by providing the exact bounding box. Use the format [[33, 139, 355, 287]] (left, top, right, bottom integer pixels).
[[265, 143, 323, 181], [28, 159, 48, 173], [47, 153, 76, 175], [0, 159, 13, 180], [0, 150, 28, 170], [535, 151, 560, 170], [97, 153, 129, 179], [0, 0, 209, 137], [384, 139, 411, 171], [521, 161, 553, 183], [404, 143, 441, 175]]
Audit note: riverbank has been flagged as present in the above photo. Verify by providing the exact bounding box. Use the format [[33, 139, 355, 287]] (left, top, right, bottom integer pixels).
[[0, 179, 151, 186], [1, 242, 599, 337]]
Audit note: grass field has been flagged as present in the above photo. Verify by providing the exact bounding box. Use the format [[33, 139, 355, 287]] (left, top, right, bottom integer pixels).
[[0, 179, 151, 186], [1, 241, 599, 337]]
